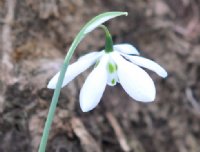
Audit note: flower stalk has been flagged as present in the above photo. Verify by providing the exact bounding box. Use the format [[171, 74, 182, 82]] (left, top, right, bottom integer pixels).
[[99, 25, 113, 53]]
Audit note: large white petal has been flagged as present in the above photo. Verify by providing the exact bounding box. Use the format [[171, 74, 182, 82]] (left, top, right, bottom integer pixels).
[[111, 52, 156, 102], [114, 44, 140, 55], [123, 55, 168, 78], [47, 52, 103, 89], [80, 54, 109, 112]]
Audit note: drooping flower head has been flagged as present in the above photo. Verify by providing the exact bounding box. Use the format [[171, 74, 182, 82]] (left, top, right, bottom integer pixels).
[[48, 25, 167, 112]]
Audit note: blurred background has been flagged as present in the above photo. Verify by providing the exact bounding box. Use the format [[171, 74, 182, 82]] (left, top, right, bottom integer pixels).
[[0, 0, 200, 152]]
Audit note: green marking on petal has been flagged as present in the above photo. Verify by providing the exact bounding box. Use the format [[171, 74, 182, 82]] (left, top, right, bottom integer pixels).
[[108, 62, 117, 73], [111, 79, 116, 85], [115, 64, 118, 71]]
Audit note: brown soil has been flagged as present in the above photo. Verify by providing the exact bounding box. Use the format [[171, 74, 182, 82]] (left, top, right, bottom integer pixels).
[[1, 0, 200, 152]]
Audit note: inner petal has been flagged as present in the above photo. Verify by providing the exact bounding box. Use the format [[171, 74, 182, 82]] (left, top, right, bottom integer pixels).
[[106, 57, 118, 86], [107, 71, 118, 86]]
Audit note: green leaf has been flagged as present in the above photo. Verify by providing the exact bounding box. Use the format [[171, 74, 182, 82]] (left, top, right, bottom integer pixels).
[[83, 12, 128, 34]]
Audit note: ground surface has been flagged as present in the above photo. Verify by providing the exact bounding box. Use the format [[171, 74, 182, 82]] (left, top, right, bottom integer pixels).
[[0, 0, 200, 152]]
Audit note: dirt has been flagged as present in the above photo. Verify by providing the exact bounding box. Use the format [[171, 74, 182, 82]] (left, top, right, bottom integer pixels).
[[1, 0, 200, 152]]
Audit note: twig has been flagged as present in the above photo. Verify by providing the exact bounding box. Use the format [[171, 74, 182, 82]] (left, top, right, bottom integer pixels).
[[0, 0, 17, 113], [106, 112, 131, 152], [1, 0, 17, 85], [39, 0, 59, 19], [185, 87, 200, 115], [2, 0, 16, 54], [173, 0, 199, 39], [71, 117, 102, 152]]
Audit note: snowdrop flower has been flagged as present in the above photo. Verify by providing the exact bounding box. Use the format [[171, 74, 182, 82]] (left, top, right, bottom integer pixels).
[[48, 43, 167, 112]]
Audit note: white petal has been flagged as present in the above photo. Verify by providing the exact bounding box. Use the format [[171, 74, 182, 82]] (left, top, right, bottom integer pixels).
[[123, 55, 168, 78], [111, 52, 155, 102], [114, 44, 140, 55], [80, 54, 109, 112], [47, 52, 103, 89]]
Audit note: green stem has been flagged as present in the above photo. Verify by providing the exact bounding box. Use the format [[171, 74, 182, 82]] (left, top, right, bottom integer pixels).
[[38, 30, 84, 152], [99, 25, 113, 53]]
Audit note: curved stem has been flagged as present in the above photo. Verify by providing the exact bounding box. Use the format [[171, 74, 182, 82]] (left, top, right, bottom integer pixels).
[[99, 25, 113, 53]]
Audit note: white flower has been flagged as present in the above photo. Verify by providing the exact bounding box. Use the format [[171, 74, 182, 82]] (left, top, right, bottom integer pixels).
[[48, 44, 167, 112]]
